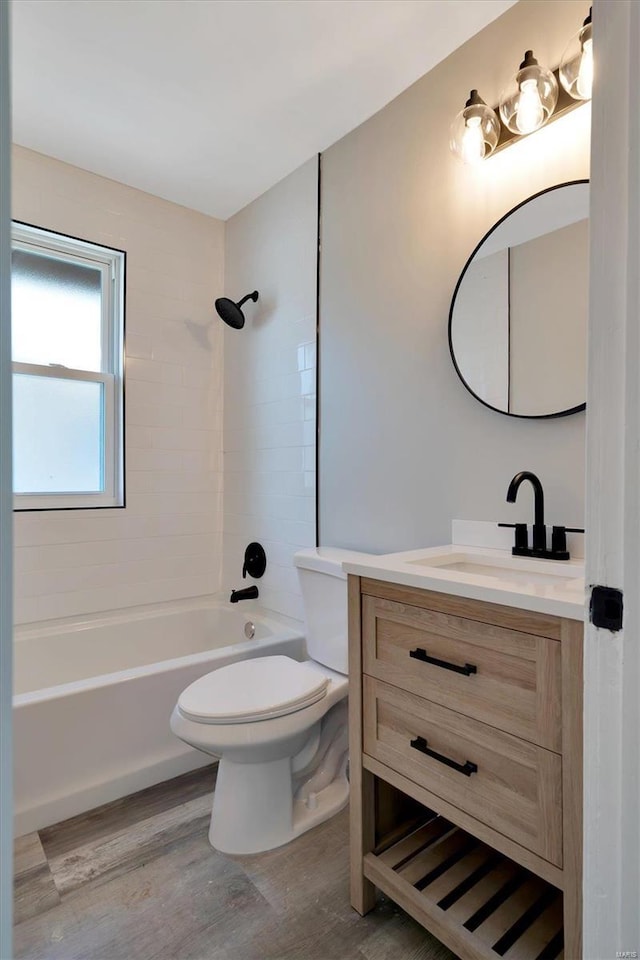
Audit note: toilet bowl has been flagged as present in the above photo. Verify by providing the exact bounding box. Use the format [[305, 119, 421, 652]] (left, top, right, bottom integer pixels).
[[170, 547, 369, 855]]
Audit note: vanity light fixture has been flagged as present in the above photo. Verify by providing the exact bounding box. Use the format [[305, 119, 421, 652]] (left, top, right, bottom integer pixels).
[[449, 90, 501, 164], [499, 50, 558, 135], [450, 8, 592, 163], [559, 7, 593, 100]]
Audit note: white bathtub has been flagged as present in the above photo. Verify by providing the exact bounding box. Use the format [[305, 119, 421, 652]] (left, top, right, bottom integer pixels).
[[13, 597, 306, 836]]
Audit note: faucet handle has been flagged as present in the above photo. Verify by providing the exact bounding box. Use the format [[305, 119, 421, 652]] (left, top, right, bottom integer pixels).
[[552, 526, 585, 549], [551, 525, 585, 559], [242, 542, 267, 580], [498, 522, 528, 551], [551, 526, 568, 555]]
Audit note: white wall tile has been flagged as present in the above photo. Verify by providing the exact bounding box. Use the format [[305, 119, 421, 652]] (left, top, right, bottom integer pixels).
[[13, 574, 216, 625], [303, 397, 316, 421], [13, 512, 217, 548], [303, 446, 315, 472], [299, 369, 316, 396], [146, 426, 213, 452], [19, 553, 217, 599], [125, 357, 184, 385], [124, 491, 216, 517], [14, 534, 213, 573], [222, 162, 318, 625], [303, 421, 316, 447], [304, 341, 316, 370], [12, 146, 317, 629], [126, 425, 154, 449], [12, 146, 225, 624], [125, 334, 154, 360], [126, 447, 211, 473], [250, 373, 302, 405], [259, 447, 307, 473]]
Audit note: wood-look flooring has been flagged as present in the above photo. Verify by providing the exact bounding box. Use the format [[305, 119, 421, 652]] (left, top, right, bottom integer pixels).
[[14, 765, 456, 960]]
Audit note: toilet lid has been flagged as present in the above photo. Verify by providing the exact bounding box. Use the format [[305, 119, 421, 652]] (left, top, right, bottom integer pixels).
[[177, 656, 330, 724]]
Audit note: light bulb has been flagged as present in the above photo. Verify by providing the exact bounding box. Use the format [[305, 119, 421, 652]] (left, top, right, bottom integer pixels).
[[516, 78, 544, 134], [500, 51, 558, 135], [461, 116, 484, 164], [449, 90, 500, 164], [576, 36, 593, 99], [560, 10, 593, 102]]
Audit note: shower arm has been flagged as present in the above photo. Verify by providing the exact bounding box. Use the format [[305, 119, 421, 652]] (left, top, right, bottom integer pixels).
[[236, 291, 259, 309]]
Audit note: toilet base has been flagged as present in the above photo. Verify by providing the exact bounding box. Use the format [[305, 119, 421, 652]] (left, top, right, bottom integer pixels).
[[209, 752, 349, 855]]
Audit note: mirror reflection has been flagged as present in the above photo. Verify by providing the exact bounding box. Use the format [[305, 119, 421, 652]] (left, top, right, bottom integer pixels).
[[449, 181, 589, 418]]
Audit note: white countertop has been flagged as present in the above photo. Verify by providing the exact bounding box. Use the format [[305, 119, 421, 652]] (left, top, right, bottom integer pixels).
[[342, 544, 586, 621]]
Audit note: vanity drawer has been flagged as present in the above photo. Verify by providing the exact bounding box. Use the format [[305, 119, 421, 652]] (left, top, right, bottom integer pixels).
[[362, 595, 561, 752], [363, 676, 563, 867]]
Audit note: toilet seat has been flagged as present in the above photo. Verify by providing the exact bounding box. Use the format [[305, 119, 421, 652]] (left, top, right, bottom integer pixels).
[[177, 656, 329, 724]]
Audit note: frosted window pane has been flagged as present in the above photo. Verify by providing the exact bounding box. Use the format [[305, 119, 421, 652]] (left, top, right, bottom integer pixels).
[[11, 249, 102, 371], [13, 375, 104, 494]]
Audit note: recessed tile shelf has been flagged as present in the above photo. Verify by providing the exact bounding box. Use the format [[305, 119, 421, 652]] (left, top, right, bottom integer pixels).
[[364, 811, 564, 960]]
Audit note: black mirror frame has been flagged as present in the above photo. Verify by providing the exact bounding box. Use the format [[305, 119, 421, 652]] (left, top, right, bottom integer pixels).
[[448, 179, 589, 420]]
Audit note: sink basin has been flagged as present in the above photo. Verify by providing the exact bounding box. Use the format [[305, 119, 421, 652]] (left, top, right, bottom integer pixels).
[[341, 543, 586, 619], [404, 551, 584, 589]]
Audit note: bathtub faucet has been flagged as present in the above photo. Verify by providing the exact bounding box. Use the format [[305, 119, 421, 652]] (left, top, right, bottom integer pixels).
[[230, 585, 259, 603]]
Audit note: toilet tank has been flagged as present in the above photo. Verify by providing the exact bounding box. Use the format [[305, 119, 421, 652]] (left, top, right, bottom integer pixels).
[[294, 547, 370, 675]]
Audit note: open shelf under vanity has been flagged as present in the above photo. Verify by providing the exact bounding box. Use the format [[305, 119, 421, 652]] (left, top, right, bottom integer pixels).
[[368, 807, 564, 960]]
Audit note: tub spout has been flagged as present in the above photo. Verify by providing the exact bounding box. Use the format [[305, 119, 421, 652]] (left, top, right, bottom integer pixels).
[[230, 585, 259, 603]]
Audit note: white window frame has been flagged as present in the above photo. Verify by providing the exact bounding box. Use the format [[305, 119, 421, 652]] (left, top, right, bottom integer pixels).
[[11, 222, 125, 511]]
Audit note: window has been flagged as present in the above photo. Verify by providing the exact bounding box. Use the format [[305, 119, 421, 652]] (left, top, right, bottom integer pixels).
[[11, 222, 125, 510]]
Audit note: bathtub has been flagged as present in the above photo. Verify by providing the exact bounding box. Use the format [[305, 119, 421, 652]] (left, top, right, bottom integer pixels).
[[13, 597, 306, 836]]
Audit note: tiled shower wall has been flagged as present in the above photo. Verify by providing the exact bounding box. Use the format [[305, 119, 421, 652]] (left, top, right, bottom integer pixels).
[[222, 158, 318, 622], [12, 146, 225, 624]]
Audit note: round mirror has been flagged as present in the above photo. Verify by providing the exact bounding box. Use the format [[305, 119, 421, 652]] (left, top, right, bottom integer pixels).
[[449, 180, 588, 419]]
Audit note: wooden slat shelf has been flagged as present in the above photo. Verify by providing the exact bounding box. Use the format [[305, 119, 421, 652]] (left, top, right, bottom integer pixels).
[[364, 812, 564, 960]]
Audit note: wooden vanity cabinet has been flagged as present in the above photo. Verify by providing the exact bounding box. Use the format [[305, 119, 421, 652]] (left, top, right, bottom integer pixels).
[[349, 576, 583, 960]]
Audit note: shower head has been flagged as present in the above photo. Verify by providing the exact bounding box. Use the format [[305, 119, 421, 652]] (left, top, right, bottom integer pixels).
[[214, 290, 259, 329]]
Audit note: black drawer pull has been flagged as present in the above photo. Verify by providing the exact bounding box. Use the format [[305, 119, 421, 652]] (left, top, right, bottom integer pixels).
[[409, 647, 477, 676], [410, 735, 478, 777]]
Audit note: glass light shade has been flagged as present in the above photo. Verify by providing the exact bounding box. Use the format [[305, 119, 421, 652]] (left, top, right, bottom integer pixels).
[[499, 51, 559, 135], [450, 90, 501, 165], [559, 12, 593, 100]]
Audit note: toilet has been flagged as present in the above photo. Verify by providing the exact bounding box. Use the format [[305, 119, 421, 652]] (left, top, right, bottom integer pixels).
[[170, 546, 368, 855]]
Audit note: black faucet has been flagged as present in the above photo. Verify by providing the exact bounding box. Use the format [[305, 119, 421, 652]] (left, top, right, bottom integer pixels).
[[230, 543, 266, 602], [230, 585, 259, 603], [507, 470, 547, 552], [499, 471, 584, 560]]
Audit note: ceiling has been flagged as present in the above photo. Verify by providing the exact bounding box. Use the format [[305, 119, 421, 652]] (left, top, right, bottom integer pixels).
[[11, 0, 516, 220]]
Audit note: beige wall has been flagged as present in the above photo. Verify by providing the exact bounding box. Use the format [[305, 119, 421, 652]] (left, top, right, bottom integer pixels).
[[320, 0, 590, 552], [223, 159, 318, 621], [12, 146, 225, 623]]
